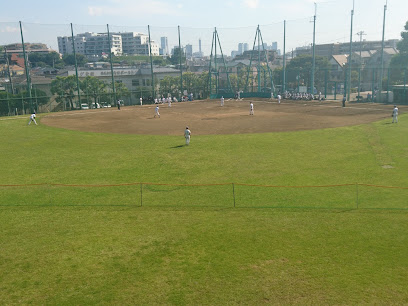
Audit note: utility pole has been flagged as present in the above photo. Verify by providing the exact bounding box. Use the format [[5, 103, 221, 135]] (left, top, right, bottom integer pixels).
[[356, 31, 366, 99], [379, 0, 388, 103], [311, 3, 317, 95]]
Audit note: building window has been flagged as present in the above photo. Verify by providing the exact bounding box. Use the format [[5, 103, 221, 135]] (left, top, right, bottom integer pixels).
[[132, 79, 140, 86]]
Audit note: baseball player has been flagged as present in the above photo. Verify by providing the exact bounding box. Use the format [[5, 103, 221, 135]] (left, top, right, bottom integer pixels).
[[117, 100, 121, 110], [249, 102, 254, 115], [221, 96, 224, 106], [28, 112, 37, 125], [140, 97, 143, 106], [392, 105, 398, 123], [277, 94, 281, 104], [168, 97, 172, 107], [154, 105, 160, 118], [184, 126, 191, 145]]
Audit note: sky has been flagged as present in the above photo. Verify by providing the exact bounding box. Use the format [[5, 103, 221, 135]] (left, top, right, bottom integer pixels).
[[0, 0, 406, 56]]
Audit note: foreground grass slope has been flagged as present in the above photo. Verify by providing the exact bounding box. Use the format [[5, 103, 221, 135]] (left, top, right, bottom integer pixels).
[[0, 113, 407, 304]]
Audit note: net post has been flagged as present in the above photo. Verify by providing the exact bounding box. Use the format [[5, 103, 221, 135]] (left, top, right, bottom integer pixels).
[[232, 183, 236, 208], [140, 183, 143, 207], [355, 183, 359, 209]]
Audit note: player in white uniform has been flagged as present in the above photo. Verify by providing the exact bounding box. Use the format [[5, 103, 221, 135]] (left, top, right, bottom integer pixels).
[[277, 94, 281, 104], [249, 102, 254, 115], [184, 126, 191, 145], [221, 96, 224, 106], [154, 105, 160, 118], [28, 112, 37, 125], [168, 97, 172, 107], [140, 97, 143, 106], [392, 105, 398, 123]]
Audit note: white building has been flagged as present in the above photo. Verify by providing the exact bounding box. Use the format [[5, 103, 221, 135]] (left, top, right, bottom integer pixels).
[[58, 32, 122, 57], [57, 31, 159, 58], [112, 32, 159, 56]]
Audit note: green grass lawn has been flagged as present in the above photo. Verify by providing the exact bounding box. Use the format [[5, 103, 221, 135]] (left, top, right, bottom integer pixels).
[[0, 113, 407, 304]]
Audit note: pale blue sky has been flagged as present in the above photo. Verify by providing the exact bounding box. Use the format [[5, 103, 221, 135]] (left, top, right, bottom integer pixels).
[[0, 0, 406, 55]]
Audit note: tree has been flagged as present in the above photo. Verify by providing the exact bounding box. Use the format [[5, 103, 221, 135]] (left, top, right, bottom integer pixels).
[[114, 81, 130, 101], [169, 48, 185, 66], [286, 55, 330, 92], [390, 21, 408, 84], [29, 52, 63, 68], [80, 76, 106, 108], [63, 53, 87, 67], [159, 76, 179, 97], [51, 76, 78, 110]]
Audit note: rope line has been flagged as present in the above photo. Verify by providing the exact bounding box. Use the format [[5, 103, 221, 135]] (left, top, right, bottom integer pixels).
[[1, 182, 407, 189]]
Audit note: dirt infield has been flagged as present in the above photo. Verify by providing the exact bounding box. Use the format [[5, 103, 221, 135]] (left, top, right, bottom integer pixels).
[[41, 99, 403, 135]]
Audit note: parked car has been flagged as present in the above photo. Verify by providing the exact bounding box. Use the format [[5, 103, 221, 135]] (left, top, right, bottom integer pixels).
[[80, 103, 89, 110], [91, 103, 101, 109], [101, 102, 112, 108]]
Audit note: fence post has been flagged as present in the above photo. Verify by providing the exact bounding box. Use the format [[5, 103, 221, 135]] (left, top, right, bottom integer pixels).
[[232, 183, 236, 208], [355, 183, 359, 209], [140, 183, 143, 207]]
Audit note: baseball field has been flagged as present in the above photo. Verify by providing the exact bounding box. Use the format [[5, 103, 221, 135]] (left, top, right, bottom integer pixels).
[[1, 98, 407, 304]]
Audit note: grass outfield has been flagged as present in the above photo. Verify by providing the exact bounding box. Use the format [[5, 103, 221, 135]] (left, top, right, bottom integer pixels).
[[1, 113, 407, 304]]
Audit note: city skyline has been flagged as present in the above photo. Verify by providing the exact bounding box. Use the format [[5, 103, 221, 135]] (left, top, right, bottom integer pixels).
[[0, 0, 407, 56]]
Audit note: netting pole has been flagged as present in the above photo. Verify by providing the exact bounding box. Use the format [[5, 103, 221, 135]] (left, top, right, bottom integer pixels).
[[232, 183, 236, 208], [71, 23, 82, 109], [178, 26, 183, 97], [148, 25, 155, 99], [245, 28, 258, 92], [311, 3, 317, 95], [19, 21, 33, 114], [355, 183, 359, 209], [140, 183, 143, 207], [258, 28, 274, 94], [324, 69, 328, 98], [379, 1, 388, 103], [257, 26, 261, 93], [347, 1, 355, 101], [107, 24, 117, 105], [283, 20, 286, 93], [214, 27, 218, 95]]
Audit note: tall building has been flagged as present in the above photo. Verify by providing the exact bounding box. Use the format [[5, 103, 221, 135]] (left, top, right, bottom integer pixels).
[[243, 43, 249, 52], [185, 44, 193, 58], [199, 38, 203, 57], [238, 43, 244, 55], [160, 37, 169, 56], [272, 42, 278, 51]]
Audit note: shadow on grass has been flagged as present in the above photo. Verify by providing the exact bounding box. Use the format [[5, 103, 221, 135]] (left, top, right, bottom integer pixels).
[[170, 144, 186, 149]]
